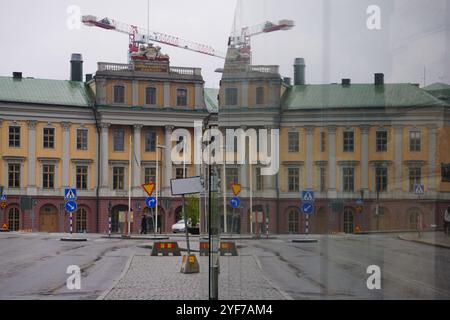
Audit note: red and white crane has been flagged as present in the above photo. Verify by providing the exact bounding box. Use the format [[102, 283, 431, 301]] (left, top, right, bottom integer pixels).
[[82, 15, 227, 60], [229, 19, 295, 62], [81, 15, 294, 63]]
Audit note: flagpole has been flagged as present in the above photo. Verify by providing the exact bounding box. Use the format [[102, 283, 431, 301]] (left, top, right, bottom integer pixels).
[[128, 134, 132, 236], [155, 135, 159, 235]]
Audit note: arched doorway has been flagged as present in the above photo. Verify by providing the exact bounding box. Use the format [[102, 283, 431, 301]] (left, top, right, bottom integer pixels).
[[111, 205, 129, 234], [75, 208, 88, 233], [221, 206, 241, 234], [343, 207, 355, 234], [315, 207, 328, 234], [287, 208, 299, 234], [407, 208, 422, 230], [142, 206, 164, 233], [373, 207, 389, 231], [248, 205, 264, 234], [8, 207, 21, 231], [39, 204, 59, 232]]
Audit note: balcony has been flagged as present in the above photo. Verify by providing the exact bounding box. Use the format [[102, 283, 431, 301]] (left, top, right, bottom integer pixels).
[[97, 62, 202, 76]]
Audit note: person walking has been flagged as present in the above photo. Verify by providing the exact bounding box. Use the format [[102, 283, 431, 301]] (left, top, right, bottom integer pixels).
[[140, 215, 147, 235], [444, 206, 450, 235]]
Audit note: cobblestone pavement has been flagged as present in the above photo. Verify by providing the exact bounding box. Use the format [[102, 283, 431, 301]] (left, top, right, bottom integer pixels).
[[103, 248, 288, 300]]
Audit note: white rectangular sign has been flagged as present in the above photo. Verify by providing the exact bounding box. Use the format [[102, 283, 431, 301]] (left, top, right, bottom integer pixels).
[[170, 176, 203, 196]]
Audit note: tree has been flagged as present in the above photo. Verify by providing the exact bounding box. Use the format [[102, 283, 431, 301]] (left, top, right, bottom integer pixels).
[[185, 195, 200, 227]]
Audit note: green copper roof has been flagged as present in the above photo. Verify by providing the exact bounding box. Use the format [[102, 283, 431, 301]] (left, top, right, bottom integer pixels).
[[204, 88, 219, 112], [0, 76, 93, 107], [281, 83, 447, 110], [423, 82, 450, 100]]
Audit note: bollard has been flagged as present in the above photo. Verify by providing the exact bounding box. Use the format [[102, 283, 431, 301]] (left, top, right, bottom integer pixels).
[[151, 241, 181, 256], [219, 241, 238, 256], [199, 241, 209, 256], [180, 254, 200, 274]]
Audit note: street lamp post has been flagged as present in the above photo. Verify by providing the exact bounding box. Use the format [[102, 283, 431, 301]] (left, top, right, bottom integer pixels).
[[155, 137, 166, 234]]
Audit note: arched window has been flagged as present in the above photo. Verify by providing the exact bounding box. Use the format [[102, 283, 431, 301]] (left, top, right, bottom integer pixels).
[[288, 209, 299, 234], [76, 208, 87, 233], [343, 207, 354, 234], [8, 207, 20, 231]]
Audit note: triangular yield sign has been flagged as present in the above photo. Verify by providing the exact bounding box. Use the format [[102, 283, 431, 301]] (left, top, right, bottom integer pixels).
[[1, 224, 7, 229], [231, 183, 241, 196], [142, 182, 156, 196]]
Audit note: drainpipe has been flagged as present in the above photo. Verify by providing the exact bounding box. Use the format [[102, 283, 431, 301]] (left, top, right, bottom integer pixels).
[[90, 90, 101, 233]]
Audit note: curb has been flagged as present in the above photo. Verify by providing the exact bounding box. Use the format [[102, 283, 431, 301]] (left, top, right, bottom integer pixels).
[[251, 253, 294, 300], [292, 238, 318, 243], [101, 235, 170, 240], [97, 255, 134, 300], [60, 237, 88, 242], [397, 235, 450, 250]]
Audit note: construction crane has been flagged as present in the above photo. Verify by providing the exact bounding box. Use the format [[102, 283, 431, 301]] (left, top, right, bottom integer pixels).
[[228, 19, 295, 63], [81, 15, 227, 60]]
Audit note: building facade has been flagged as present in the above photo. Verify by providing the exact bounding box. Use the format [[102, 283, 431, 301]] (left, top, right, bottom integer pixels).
[[1, 53, 449, 235]]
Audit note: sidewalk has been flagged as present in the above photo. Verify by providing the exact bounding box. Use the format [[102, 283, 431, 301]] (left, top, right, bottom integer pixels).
[[100, 246, 291, 300], [398, 231, 450, 249]]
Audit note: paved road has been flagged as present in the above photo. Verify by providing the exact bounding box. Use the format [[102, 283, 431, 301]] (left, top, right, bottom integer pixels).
[[0, 232, 149, 299], [244, 234, 450, 300], [1, 232, 449, 300]]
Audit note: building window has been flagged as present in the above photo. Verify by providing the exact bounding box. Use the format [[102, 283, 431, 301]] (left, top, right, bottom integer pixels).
[[320, 131, 326, 152], [319, 167, 327, 192], [343, 131, 354, 152], [75, 208, 87, 233], [8, 126, 20, 147], [256, 87, 264, 105], [409, 167, 422, 192], [113, 167, 125, 190], [114, 85, 125, 104], [409, 130, 421, 152], [145, 87, 157, 105], [225, 88, 238, 106], [176, 88, 187, 107], [442, 163, 450, 182], [287, 168, 299, 192], [376, 131, 388, 152], [343, 167, 355, 192], [343, 208, 354, 234], [256, 167, 264, 191], [375, 167, 388, 192], [176, 167, 186, 179], [76, 166, 88, 190], [408, 210, 420, 230], [144, 167, 156, 184], [76, 129, 88, 150], [8, 164, 20, 188], [43, 127, 55, 149], [113, 128, 125, 151], [288, 209, 299, 233], [42, 165, 55, 189], [288, 131, 299, 152], [8, 207, 20, 231], [226, 167, 239, 186], [144, 129, 156, 152]]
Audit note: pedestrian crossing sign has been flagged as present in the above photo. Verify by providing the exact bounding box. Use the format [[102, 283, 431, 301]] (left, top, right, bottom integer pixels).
[[414, 184, 424, 195], [0, 195, 6, 201], [302, 191, 314, 202], [64, 188, 77, 201]]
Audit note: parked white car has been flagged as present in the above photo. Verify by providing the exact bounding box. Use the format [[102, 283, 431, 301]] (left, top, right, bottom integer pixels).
[[172, 219, 188, 233]]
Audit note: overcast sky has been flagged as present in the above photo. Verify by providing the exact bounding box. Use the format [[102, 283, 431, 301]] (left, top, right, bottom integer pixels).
[[0, 0, 448, 88]]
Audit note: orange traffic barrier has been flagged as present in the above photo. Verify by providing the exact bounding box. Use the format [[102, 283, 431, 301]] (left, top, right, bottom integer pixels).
[[151, 241, 181, 256], [219, 241, 238, 256]]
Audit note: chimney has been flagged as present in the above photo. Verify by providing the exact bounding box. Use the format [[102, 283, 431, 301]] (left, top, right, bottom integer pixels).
[[85, 74, 93, 82], [293, 58, 306, 85], [342, 78, 351, 86], [12, 72, 22, 80], [283, 77, 291, 86], [374, 73, 384, 85], [70, 53, 83, 82]]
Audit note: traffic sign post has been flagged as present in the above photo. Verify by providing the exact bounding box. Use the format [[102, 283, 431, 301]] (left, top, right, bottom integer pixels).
[[414, 184, 425, 237], [146, 197, 157, 209], [301, 191, 314, 236], [64, 189, 77, 235]]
